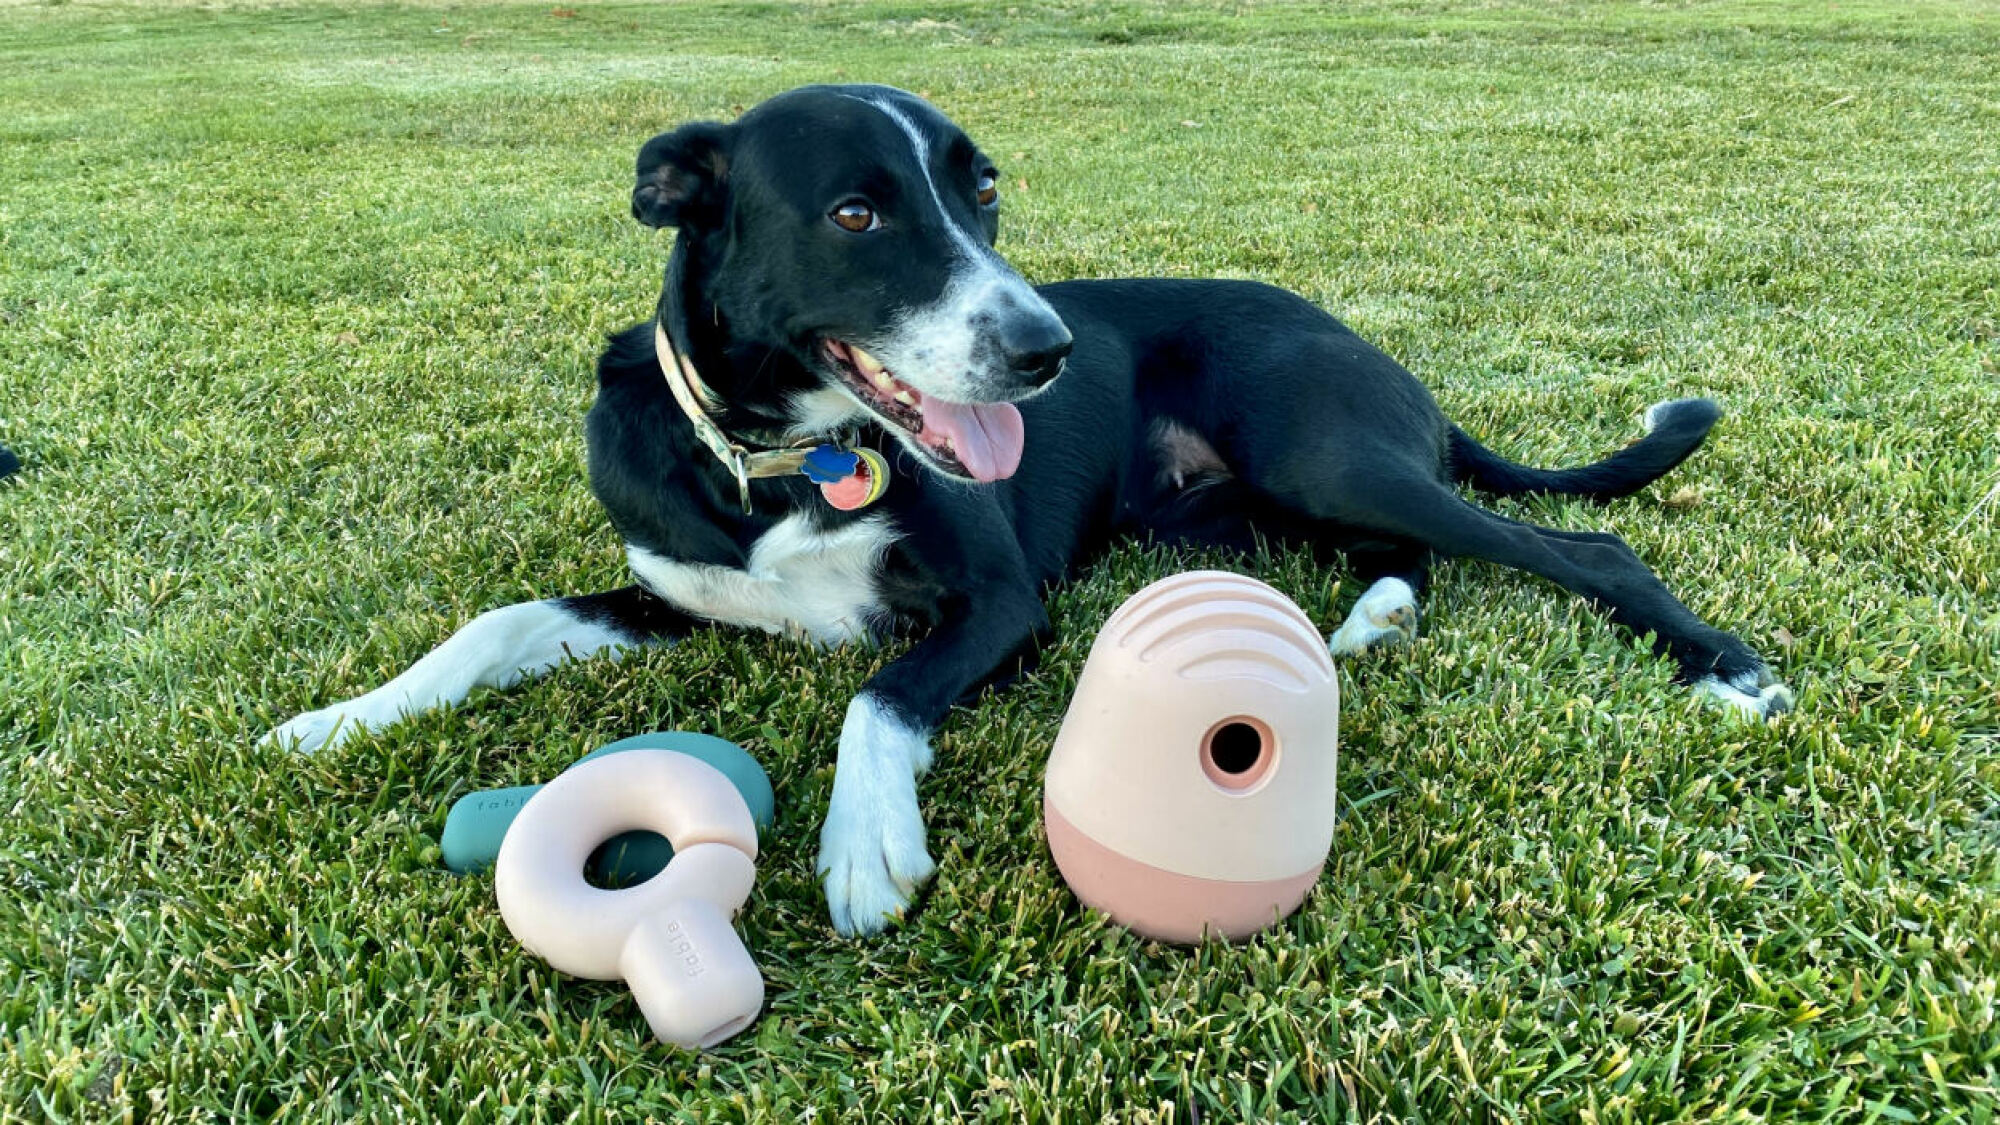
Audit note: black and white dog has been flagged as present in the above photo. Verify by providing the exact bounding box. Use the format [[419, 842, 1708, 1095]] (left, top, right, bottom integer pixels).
[[268, 85, 1793, 935]]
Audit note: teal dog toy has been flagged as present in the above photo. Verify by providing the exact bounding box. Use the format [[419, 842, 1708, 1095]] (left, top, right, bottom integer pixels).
[[441, 732, 775, 886]]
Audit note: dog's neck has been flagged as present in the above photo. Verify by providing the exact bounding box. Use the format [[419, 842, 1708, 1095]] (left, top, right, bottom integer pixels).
[[653, 237, 894, 518], [656, 238, 797, 438]]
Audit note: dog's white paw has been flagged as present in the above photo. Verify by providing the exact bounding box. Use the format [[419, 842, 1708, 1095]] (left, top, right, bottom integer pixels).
[[1330, 578, 1420, 656], [817, 694, 937, 937], [260, 702, 378, 755], [1693, 666, 1796, 721]]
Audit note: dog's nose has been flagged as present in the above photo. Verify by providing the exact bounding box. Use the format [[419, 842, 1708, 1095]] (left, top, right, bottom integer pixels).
[[1000, 316, 1074, 388]]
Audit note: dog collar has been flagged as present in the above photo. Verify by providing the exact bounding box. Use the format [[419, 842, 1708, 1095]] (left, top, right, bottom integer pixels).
[[653, 322, 888, 514]]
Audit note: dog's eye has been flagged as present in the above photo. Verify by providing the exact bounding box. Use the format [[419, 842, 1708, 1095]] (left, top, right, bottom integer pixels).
[[976, 170, 999, 207], [830, 201, 881, 233]]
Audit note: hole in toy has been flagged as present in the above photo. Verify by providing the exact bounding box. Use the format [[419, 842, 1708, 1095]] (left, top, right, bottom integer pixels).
[[1210, 723, 1261, 773], [583, 830, 674, 889], [1200, 717, 1277, 793]]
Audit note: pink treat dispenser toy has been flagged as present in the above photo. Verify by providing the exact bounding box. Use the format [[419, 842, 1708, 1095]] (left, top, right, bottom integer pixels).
[[1043, 571, 1340, 943]]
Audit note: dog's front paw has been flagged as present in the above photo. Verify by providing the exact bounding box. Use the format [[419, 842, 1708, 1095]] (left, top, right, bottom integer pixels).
[[816, 694, 937, 937], [819, 800, 935, 937], [1330, 577, 1420, 656], [259, 702, 376, 754]]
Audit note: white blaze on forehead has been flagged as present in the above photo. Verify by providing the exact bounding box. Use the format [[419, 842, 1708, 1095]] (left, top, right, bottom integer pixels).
[[846, 93, 994, 266]]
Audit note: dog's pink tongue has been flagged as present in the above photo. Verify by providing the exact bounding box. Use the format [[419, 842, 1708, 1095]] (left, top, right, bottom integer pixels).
[[918, 398, 1024, 482]]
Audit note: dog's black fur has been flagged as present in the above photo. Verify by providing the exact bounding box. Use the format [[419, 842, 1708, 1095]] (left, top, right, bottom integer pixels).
[[269, 85, 1790, 935]]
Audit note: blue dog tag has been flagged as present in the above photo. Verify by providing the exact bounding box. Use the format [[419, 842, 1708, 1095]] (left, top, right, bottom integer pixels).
[[799, 444, 862, 483]]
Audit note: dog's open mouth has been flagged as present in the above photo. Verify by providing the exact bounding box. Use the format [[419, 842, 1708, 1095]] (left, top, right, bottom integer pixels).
[[820, 339, 1025, 483]]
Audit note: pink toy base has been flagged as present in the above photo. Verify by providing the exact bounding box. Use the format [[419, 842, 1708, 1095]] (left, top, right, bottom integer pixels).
[[1046, 800, 1322, 944]]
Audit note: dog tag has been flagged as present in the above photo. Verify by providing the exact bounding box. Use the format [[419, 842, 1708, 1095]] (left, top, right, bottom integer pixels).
[[799, 445, 861, 484], [819, 447, 889, 511]]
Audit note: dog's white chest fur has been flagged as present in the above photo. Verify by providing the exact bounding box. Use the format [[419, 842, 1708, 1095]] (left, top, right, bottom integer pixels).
[[627, 513, 896, 645]]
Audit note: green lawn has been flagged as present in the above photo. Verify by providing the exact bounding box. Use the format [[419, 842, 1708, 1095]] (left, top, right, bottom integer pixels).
[[3, 0, 1998, 1119]]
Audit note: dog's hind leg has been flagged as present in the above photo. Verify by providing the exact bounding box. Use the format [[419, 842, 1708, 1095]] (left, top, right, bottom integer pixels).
[[1329, 544, 1431, 657], [1281, 472, 1792, 718], [261, 586, 697, 754]]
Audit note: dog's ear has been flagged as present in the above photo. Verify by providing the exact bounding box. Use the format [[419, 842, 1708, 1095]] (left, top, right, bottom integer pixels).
[[632, 121, 733, 230]]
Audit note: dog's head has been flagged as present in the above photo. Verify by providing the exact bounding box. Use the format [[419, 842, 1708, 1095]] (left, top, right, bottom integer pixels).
[[633, 85, 1071, 484]]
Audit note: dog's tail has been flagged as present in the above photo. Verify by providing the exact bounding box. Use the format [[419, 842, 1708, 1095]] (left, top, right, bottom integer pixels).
[[1449, 397, 1720, 501]]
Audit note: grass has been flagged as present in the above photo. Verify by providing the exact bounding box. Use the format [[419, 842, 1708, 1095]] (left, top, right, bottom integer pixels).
[[2, 0, 1998, 1119]]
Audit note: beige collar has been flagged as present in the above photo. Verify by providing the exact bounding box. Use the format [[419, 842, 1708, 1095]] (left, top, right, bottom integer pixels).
[[654, 321, 818, 514]]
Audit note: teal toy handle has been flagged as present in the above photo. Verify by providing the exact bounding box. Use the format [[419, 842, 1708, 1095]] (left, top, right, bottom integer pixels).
[[440, 732, 775, 886]]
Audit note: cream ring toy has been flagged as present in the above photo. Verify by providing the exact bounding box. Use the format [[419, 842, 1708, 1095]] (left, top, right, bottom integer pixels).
[[494, 749, 764, 1049]]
